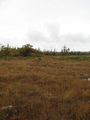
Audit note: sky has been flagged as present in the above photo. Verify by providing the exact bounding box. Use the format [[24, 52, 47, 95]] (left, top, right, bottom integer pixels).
[[0, 0, 90, 51]]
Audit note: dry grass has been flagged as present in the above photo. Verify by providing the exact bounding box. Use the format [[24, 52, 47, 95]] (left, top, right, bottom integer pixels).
[[0, 56, 90, 120]]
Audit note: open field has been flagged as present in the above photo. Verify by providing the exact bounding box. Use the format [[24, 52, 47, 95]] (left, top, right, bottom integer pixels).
[[0, 56, 90, 120]]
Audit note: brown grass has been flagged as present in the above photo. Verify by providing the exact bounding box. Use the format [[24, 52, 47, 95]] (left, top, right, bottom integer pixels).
[[0, 56, 90, 120]]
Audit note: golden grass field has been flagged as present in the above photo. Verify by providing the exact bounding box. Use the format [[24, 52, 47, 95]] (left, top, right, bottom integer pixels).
[[0, 56, 90, 120]]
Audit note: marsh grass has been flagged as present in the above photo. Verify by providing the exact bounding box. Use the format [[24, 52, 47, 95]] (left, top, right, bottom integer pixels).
[[0, 56, 90, 120]]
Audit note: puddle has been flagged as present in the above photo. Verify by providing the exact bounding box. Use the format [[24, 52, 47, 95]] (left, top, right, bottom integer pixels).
[[83, 78, 90, 81], [83, 73, 90, 81], [1, 105, 13, 110], [84, 73, 88, 76]]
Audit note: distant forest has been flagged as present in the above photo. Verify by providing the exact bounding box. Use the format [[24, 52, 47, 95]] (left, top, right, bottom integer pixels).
[[0, 44, 90, 58]]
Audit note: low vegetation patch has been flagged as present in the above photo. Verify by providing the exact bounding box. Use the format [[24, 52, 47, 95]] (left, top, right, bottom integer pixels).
[[53, 56, 90, 61]]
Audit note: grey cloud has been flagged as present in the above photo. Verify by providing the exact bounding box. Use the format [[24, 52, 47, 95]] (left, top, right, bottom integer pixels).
[[27, 31, 51, 50], [46, 23, 60, 40], [0, 0, 6, 4], [0, 0, 3, 2], [28, 31, 48, 42], [0, 29, 90, 51], [19, 32, 90, 51], [28, 23, 60, 42], [27, 24, 61, 50], [61, 33, 90, 51], [62, 33, 87, 43], [27, 25, 90, 51]]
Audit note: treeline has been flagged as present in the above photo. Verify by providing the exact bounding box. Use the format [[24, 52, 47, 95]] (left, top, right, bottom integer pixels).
[[0, 44, 42, 57], [0, 44, 90, 57]]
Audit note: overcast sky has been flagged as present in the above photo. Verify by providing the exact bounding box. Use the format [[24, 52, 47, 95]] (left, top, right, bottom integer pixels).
[[0, 0, 90, 51]]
